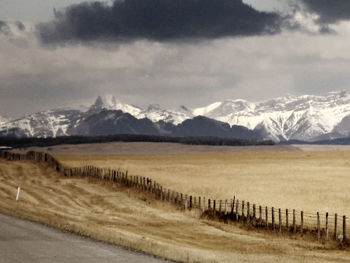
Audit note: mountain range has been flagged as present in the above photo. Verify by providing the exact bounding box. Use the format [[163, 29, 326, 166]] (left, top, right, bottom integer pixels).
[[1, 91, 350, 142], [0, 95, 260, 140]]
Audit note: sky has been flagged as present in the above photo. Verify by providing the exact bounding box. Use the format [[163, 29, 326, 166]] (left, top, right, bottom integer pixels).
[[1, 0, 350, 117]]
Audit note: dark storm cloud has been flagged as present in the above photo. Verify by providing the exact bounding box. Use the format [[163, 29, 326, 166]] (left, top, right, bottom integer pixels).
[[300, 0, 350, 24], [37, 0, 282, 43]]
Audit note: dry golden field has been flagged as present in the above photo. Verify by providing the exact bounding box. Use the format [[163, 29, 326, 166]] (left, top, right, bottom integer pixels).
[[1, 158, 350, 263], [55, 150, 350, 220]]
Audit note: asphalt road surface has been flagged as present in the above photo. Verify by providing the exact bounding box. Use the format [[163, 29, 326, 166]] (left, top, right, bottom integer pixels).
[[0, 213, 170, 263]]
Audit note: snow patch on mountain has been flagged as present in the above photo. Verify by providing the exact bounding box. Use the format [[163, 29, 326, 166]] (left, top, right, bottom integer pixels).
[[192, 91, 350, 141], [138, 104, 193, 125], [90, 95, 192, 125], [0, 110, 80, 138], [3, 91, 350, 141]]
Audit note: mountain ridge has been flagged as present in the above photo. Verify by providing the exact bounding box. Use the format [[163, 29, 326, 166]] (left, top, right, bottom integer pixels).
[[1, 91, 350, 141]]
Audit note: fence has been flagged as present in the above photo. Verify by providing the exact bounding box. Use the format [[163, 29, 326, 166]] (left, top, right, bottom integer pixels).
[[0, 150, 348, 245]]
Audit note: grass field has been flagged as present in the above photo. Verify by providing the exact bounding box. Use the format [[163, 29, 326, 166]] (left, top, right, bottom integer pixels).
[[56, 150, 350, 219], [1, 158, 350, 262]]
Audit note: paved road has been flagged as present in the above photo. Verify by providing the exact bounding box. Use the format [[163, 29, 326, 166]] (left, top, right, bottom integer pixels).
[[0, 213, 169, 263]]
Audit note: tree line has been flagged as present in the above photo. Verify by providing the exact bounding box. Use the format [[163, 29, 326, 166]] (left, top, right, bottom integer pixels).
[[0, 134, 274, 148]]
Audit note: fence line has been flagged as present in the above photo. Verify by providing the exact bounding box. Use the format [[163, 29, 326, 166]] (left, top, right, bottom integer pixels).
[[0, 150, 348, 245]]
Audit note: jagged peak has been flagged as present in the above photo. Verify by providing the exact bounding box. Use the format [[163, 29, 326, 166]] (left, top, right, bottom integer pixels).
[[2, 91, 350, 141], [89, 95, 142, 117], [92, 95, 118, 110]]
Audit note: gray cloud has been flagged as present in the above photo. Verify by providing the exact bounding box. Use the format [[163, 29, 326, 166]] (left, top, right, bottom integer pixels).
[[4, 16, 350, 118], [4, 19, 350, 119], [300, 0, 350, 24], [0, 21, 10, 34], [37, 0, 282, 43]]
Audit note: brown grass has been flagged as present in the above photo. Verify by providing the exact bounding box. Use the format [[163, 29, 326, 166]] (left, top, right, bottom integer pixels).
[[14, 142, 300, 155], [55, 151, 350, 218], [1, 158, 350, 262]]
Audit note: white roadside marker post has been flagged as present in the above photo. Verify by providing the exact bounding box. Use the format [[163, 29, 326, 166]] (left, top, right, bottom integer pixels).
[[16, 186, 20, 201]]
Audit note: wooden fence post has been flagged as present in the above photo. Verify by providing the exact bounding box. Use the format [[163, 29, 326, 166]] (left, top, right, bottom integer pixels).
[[219, 200, 222, 213], [232, 196, 235, 215], [236, 200, 239, 221], [301, 211, 304, 234], [343, 215, 346, 242], [279, 208, 282, 233], [286, 209, 289, 231], [180, 193, 183, 208], [293, 209, 296, 233], [225, 200, 228, 216], [183, 194, 186, 209], [242, 201, 245, 221], [253, 204, 256, 226], [247, 202, 250, 224], [202, 197, 206, 212], [213, 200, 216, 215], [230, 199, 234, 216], [259, 206, 262, 225], [272, 207, 275, 230], [334, 213, 338, 240], [317, 212, 321, 241], [265, 206, 268, 229], [326, 212, 329, 241], [208, 199, 211, 210]]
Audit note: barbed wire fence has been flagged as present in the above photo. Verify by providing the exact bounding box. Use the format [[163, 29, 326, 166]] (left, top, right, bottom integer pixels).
[[0, 150, 348, 245]]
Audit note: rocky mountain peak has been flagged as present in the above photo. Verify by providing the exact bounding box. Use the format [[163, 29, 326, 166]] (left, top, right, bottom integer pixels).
[[2, 91, 350, 142]]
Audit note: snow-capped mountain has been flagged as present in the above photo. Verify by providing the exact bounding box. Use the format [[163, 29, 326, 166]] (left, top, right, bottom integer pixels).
[[2, 91, 350, 141], [89, 95, 142, 116], [65, 109, 261, 139], [193, 91, 350, 141], [0, 109, 81, 138], [90, 95, 192, 125], [0, 95, 194, 138], [137, 104, 193, 125]]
